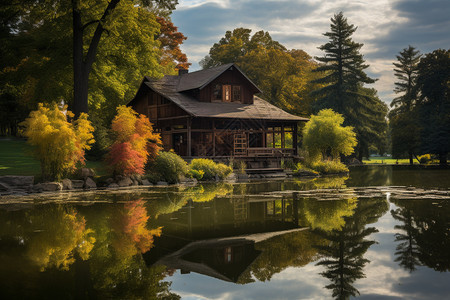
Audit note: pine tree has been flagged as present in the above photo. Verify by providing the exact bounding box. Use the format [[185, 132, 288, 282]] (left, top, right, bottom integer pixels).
[[389, 46, 422, 164], [312, 12, 387, 160]]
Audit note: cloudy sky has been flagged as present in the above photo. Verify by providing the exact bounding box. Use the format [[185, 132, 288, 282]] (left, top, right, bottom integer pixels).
[[171, 0, 450, 105]]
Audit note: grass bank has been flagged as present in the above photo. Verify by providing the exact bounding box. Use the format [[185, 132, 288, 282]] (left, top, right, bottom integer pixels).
[[0, 138, 107, 178]]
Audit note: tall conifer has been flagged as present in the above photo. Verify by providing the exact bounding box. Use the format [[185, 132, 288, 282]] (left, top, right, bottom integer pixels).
[[312, 12, 387, 160]]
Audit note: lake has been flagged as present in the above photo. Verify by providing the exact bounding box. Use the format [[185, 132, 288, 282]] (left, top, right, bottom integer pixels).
[[0, 165, 449, 299]]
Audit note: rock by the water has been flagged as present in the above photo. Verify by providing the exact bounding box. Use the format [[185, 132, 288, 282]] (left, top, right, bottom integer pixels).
[[157, 181, 168, 186], [108, 183, 119, 188], [79, 168, 95, 179], [62, 178, 73, 190], [0, 176, 34, 189], [71, 180, 85, 189], [117, 177, 133, 187], [141, 179, 152, 186], [84, 177, 97, 189], [35, 182, 63, 192]]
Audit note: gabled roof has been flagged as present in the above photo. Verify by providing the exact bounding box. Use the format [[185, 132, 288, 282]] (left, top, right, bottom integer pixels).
[[176, 63, 262, 93], [129, 64, 308, 122]]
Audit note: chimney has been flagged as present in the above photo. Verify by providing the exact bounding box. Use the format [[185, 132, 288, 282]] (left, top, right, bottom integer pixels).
[[178, 69, 189, 76]]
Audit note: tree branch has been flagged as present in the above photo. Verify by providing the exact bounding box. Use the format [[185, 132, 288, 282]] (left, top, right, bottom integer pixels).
[[81, 20, 100, 31], [84, 0, 120, 73]]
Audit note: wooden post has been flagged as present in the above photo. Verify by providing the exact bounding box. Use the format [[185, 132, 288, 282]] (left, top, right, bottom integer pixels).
[[187, 117, 192, 157], [213, 120, 216, 157], [293, 122, 298, 155]]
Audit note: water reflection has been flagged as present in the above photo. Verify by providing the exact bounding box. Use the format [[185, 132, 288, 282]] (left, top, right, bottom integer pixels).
[[391, 199, 450, 272], [0, 173, 449, 299], [313, 198, 389, 299]]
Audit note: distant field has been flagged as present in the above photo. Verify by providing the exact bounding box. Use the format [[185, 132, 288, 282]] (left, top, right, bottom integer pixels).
[[362, 156, 419, 165], [0, 138, 107, 177]]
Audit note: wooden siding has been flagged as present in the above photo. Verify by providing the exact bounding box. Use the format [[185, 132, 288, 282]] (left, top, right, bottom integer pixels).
[[198, 68, 256, 104], [131, 89, 189, 126]]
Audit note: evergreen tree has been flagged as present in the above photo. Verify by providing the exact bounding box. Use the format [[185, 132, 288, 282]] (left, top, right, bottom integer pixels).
[[312, 12, 387, 160], [389, 46, 421, 164], [416, 49, 450, 165]]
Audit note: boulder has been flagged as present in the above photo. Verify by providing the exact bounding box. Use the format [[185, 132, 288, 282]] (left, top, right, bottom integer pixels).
[[0, 182, 11, 191], [78, 168, 95, 179], [131, 179, 139, 186], [117, 177, 133, 187], [108, 183, 119, 188], [141, 179, 152, 186], [157, 181, 168, 186], [62, 178, 73, 190], [71, 180, 85, 189], [0, 176, 34, 189], [35, 182, 63, 192], [105, 178, 115, 185], [84, 177, 97, 189]]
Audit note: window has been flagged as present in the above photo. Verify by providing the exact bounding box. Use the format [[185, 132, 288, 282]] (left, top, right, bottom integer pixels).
[[213, 84, 222, 100], [223, 85, 231, 102], [232, 86, 241, 102]]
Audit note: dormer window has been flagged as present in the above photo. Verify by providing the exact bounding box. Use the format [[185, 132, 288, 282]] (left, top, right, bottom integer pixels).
[[212, 84, 242, 102]]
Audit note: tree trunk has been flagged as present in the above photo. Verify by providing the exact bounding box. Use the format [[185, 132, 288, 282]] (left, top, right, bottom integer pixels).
[[439, 153, 447, 166], [71, 0, 121, 117], [409, 152, 413, 165]]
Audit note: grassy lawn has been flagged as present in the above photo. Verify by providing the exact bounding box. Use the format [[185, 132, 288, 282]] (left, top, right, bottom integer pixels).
[[363, 156, 419, 165], [0, 138, 108, 177]]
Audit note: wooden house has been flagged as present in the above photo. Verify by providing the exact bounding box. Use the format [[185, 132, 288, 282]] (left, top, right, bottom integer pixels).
[[128, 63, 308, 167]]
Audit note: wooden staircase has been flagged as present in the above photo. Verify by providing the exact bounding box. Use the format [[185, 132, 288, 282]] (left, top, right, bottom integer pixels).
[[233, 133, 247, 156]]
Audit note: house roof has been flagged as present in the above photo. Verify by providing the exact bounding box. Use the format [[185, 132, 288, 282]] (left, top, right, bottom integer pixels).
[[130, 64, 308, 122], [176, 63, 262, 93]]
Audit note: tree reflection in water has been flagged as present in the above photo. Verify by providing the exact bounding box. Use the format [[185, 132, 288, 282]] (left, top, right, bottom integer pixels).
[[391, 199, 450, 272], [312, 198, 388, 299], [0, 199, 179, 299]]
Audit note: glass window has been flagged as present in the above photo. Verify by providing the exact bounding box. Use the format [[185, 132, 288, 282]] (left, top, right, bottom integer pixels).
[[232, 86, 241, 102], [213, 84, 222, 100]]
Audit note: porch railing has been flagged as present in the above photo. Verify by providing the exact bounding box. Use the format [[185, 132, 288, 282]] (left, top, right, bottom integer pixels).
[[244, 147, 295, 157]]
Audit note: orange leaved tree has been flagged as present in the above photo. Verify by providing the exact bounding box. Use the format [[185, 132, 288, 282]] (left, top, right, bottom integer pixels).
[[21, 103, 95, 181], [107, 106, 161, 176]]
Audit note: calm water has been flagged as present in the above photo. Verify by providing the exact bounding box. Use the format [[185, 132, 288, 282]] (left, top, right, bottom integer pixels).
[[0, 166, 449, 299]]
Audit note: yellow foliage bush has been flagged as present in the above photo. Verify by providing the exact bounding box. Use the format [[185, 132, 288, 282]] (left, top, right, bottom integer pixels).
[[20, 103, 94, 181]]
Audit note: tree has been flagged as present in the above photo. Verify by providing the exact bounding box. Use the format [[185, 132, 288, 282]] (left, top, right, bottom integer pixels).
[[0, 0, 184, 132], [302, 109, 357, 161], [106, 106, 161, 176], [389, 46, 422, 164], [416, 49, 450, 165], [312, 12, 387, 160], [201, 28, 322, 117], [156, 16, 190, 71], [20, 103, 95, 181], [71, 0, 178, 116]]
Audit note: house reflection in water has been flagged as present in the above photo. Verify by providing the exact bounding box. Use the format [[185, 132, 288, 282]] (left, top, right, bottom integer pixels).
[[144, 194, 304, 282]]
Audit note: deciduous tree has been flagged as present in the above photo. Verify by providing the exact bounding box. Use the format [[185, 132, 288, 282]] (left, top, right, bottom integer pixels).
[[107, 106, 161, 176], [20, 103, 95, 181]]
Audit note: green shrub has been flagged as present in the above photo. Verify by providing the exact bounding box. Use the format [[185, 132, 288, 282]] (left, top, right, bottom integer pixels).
[[309, 160, 349, 174], [187, 169, 204, 180], [148, 151, 188, 183], [293, 163, 319, 176], [189, 158, 233, 181]]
